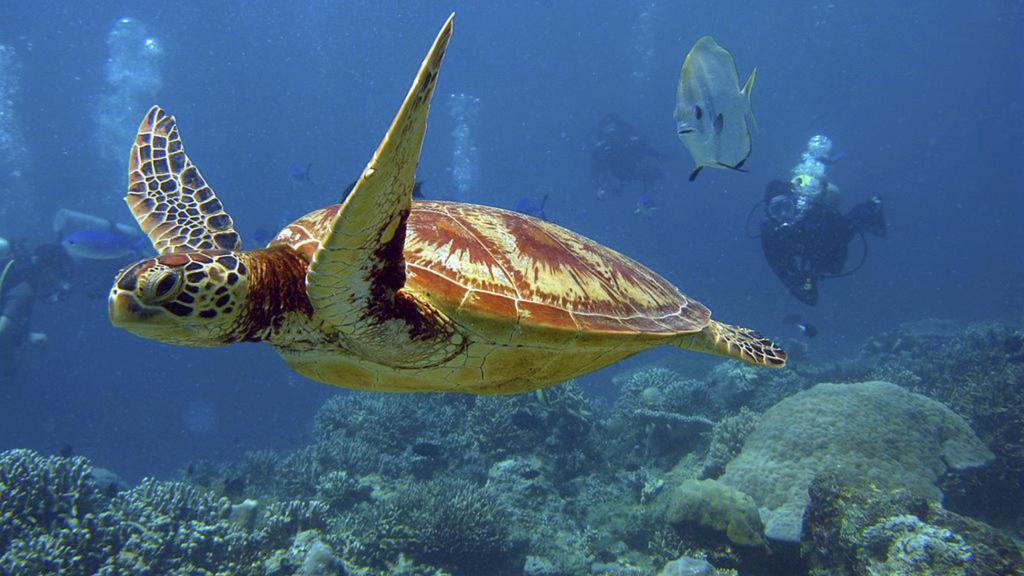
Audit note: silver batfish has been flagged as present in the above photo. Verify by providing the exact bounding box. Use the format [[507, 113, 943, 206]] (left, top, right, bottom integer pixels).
[[675, 36, 757, 181]]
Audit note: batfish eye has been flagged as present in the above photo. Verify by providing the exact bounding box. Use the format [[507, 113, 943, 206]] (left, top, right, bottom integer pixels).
[[694, 105, 703, 120], [143, 270, 182, 303]]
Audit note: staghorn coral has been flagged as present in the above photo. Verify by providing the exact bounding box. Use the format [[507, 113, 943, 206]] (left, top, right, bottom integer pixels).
[[316, 470, 373, 515], [0, 450, 102, 547], [101, 479, 265, 574], [704, 360, 808, 416], [699, 408, 761, 480], [341, 476, 524, 575], [315, 392, 469, 458], [234, 449, 283, 497], [469, 383, 593, 451], [0, 449, 346, 576], [259, 500, 330, 551], [605, 367, 712, 469]]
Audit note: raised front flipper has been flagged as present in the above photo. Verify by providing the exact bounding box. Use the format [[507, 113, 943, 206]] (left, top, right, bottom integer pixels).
[[305, 14, 461, 367], [126, 106, 241, 254]]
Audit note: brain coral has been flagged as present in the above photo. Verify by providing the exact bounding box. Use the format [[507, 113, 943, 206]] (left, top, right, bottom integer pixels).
[[720, 381, 993, 543]]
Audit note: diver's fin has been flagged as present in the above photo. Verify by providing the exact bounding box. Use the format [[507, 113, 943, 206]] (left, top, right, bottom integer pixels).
[[688, 166, 703, 182], [674, 319, 786, 367], [742, 67, 758, 129], [0, 259, 14, 296]]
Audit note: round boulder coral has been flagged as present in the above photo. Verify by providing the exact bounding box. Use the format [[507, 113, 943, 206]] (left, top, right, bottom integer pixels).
[[720, 381, 994, 543]]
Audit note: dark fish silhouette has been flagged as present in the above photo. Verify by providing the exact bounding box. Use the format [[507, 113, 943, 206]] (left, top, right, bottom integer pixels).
[[290, 162, 314, 184], [513, 193, 549, 221]]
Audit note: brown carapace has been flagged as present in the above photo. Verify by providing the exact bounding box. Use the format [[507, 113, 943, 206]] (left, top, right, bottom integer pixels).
[[109, 14, 785, 395]]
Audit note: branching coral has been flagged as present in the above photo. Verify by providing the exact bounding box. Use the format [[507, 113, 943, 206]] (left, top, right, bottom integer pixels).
[[0, 450, 101, 546], [699, 408, 761, 480], [605, 367, 713, 469], [0, 450, 344, 576], [342, 477, 524, 575]]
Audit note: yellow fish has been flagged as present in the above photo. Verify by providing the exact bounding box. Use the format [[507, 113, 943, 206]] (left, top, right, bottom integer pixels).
[[675, 36, 757, 181]]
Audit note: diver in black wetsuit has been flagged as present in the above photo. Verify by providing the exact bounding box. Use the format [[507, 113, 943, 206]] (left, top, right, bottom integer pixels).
[[0, 238, 71, 388], [758, 179, 886, 305], [590, 114, 665, 199]]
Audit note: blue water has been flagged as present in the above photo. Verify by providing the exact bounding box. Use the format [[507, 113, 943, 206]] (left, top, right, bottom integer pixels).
[[0, 1, 1020, 482]]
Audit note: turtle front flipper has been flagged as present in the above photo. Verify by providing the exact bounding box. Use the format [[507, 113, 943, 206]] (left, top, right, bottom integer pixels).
[[675, 320, 787, 367], [126, 106, 241, 254], [305, 15, 460, 367]]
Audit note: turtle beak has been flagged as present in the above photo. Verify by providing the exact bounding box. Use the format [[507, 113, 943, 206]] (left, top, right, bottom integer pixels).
[[109, 288, 206, 346], [108, 290, 164, 328]]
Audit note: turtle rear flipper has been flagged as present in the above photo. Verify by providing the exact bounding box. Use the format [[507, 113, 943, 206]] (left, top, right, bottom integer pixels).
[[126, 106, 241, 254], [675, 320, 786, 367], [305, 14, 458, 366]]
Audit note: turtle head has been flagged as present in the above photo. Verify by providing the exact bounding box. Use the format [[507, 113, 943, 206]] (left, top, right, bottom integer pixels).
[[109, 251, 250, 346]]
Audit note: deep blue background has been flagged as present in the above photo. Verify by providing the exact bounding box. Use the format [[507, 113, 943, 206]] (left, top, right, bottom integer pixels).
[[0, 1, 1020, 480]]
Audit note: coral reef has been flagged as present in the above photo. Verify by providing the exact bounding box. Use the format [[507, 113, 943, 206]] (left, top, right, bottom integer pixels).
[[699, 408, 760, 480], [604, 367, 714, 469], [339, 476, 524, 575], [860, 321, 1024, 527], [659, 479, 765, 548], [801, 474, 1023, 576], [719, 381, 993, 543], [0, 449, 344, 576], [5, 321, 1022, 575], [657, 556, 732, 576], [704, 361, 807, 415]]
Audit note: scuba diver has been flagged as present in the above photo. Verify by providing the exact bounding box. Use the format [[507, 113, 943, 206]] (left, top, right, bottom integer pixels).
[[590, 114, 666, 199], [0, 236, 72, 388], [752, 135, 886, 305]]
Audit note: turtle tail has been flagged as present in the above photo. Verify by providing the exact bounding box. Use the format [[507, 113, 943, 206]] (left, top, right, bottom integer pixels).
[[673, 320, 786, 367]]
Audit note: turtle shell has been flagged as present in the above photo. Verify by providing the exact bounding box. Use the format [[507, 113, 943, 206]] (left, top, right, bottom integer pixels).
[[274, 200, 709, 347]]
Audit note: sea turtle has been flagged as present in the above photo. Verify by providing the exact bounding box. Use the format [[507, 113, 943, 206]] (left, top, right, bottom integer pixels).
[[108, 15, 785, 395]]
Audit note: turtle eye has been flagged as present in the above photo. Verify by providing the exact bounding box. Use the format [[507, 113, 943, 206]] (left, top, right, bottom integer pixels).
[[142, 270, 182, 303]]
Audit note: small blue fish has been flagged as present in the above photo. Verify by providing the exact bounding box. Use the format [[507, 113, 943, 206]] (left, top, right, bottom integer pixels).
[[61, 230, 149, 260], [251, 228, 278, 247], [634, 195, 658, 217], [513, 193, 549, 221], [783, 313, 819, 338], [290, 163, 314, 184]]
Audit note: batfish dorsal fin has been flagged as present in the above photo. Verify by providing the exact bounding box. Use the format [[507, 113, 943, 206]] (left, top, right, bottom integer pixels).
[[743, 68, 758, 129]]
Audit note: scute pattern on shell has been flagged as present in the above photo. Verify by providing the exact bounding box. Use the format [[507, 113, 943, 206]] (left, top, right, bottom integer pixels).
[[275, 200, 709, 336]]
